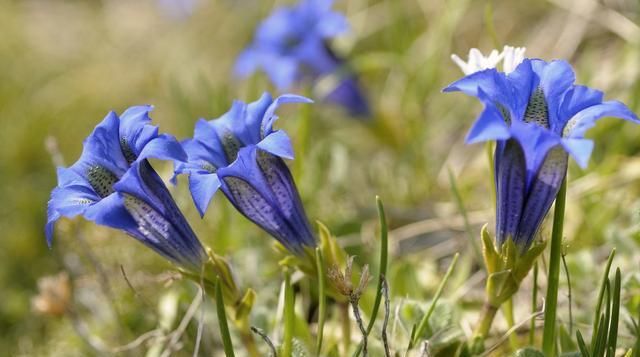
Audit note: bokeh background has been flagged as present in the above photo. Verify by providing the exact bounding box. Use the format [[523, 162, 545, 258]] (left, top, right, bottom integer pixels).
[[1, 0, 640, 355]]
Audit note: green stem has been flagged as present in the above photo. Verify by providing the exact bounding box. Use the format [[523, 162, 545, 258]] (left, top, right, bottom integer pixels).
[[282, 270, 295, 357], [448, 168, 482, 264], [542, 178, 567, 356], [315, 248, 327, 356], [215, 278, 236, 357], [529, 262, 539, 345], [366, 196, 389, 334], [353, 197, 389, 357], [341, 302, 352, 354], [474, 303, 499, 340], [503, 298, 519, 350]]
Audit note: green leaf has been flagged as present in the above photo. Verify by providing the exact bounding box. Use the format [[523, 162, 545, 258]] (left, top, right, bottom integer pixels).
[[576, 330, 591, 357], [513, 240, 547, 282], [235, 288, 256, 322], [592, 249, 616, 352], [559, 324, 577, 353], [606, 268, 621, 357], [215, 278, 236, 357], [315, 248, 327, 356], [481, 225, 500, 273], [281, 270, 295, 357]]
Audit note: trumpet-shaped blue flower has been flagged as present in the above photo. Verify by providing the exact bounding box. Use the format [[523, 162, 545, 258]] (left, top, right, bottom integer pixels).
[[234, 0, 370, 117], [444, 58, 639, 252], [46, 107, 206, 270], [175, 93, 316, 255]]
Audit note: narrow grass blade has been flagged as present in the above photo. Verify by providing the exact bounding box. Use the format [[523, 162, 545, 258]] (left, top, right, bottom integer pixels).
[[282, 270, 295, 357], [411, 253, 460, 348], [215, 278, 236, 357], [530, 262, 539, 345], [448, 168, 482, 264], [576, 330, 590, 357], [366, 196, 389, 333], [353, 196, 389, 357], [606, 269, 621, 357], [542, 178, 567, 356], [315, 248, 327, 356], [592, 248, 616, 351]]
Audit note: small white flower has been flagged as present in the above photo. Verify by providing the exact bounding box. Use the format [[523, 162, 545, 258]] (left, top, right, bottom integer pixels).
[[451, 46, 526, 75], [451, 48, 504, 75], [502, 46, 526, 74]]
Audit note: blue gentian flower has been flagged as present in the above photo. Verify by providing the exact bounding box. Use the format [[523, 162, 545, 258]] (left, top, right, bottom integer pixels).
[[46, 106, 206, 270], [444, 58, 640, 252], [234, 0, 370, 117], [175, 93, 316, 255]]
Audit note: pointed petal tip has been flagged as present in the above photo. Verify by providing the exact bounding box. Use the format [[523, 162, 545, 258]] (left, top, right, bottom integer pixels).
[[441, 84, 458, 93]]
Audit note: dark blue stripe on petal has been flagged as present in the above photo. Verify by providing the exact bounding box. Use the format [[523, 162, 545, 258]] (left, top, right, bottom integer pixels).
[[515, 146, 568, 252], [221, 175, 305, 255], [256, 151, 315, 247], [495, 139, 527, 247]]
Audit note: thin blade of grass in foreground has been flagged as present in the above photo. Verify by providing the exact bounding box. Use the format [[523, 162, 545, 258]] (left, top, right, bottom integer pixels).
[[592, 249, 616, 352], [353, 196, 389, 357], [281, 270, 295, 357], [448, 167, 482, 264], [411, 253, 460, 348], [576, 330, 590, 357], [215, 278, 235, 357], [315, 247, 326, 356], [606, 268, 621, 357], [542, 178, 567, 356]]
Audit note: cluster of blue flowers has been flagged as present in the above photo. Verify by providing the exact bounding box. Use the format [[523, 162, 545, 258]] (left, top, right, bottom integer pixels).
[[47, 95, 316, 271], [47, 0, 640, 277], [235, 0, 370, 117], [446, 58, 639, 253]]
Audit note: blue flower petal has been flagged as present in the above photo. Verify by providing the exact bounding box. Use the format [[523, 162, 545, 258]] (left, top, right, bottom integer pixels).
[[323, 76, 371, 117], [266, 56, 300, 90], [74, 111, 129, 177], [234, 48, 260, 78], [115, 161, 205, 267], [509, 120, 561, 187], [245, 93, 274, 142], [532, 60, 576, 130], [262, 94, 313, 135], [563, 100, 640, 139], [515, 147, 568, 252], [45, 207, 60, 247], [557, 85, 603, 132], [257, 130, 294, 159], [495, 139, 526, 247], [188, 173, 221, 217], [316, 11, 349, 37], [561, 138, 594, 169], [505, 59, 536, 119], [138, 133, 187, 163], [83, 193, 137, 231], [217, 147, 315, 254], [46, 181, 99, 245], [443, 69, 512, 106], [465, 103, 511, 144]]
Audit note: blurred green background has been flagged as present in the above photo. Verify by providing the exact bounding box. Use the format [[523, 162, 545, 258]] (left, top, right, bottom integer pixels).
[[1, 0, 640, 355]]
